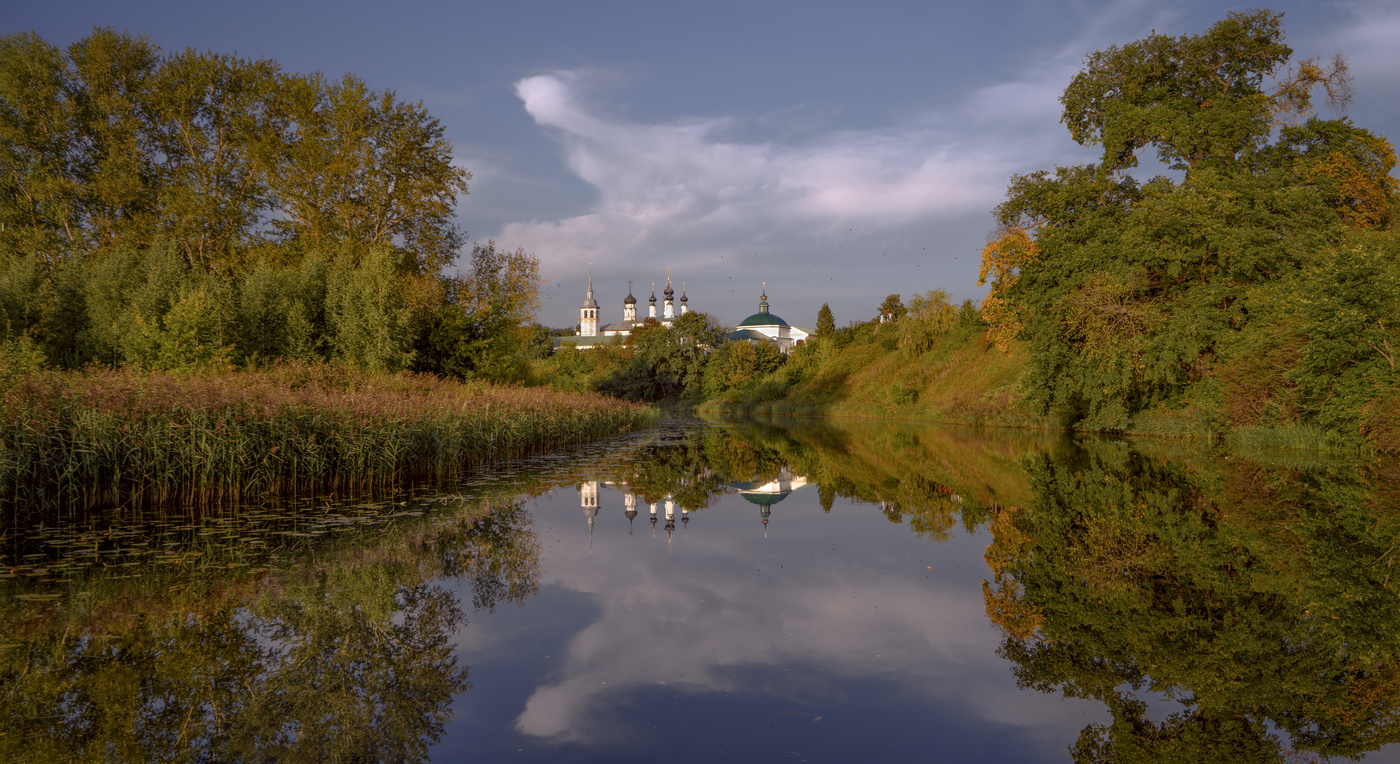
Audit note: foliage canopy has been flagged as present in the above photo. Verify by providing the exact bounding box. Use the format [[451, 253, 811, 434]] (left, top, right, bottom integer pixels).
[[978, 9, 1400, 444]]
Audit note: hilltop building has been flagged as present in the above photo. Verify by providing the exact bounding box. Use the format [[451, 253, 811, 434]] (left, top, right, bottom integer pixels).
[[562, 269, 691, 350], [560, 275, 807, 354], [728, 283, 810, 353]]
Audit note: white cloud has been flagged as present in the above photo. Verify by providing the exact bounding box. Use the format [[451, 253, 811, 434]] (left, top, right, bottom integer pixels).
[[494, 0, 1376, 326], [498, 67, 1083, 300]]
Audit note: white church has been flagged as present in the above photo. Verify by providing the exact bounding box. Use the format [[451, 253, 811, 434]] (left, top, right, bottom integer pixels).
[[563, 270, 692, 350], [563, 272, 809, 353]]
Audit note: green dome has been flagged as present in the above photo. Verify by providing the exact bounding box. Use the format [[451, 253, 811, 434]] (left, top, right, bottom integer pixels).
[[740, 492, 789, 507], [738, 312, 786, 327]]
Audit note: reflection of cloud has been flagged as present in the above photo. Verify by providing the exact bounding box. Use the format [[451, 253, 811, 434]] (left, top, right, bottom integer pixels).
[[506, 489, 1097, 752]]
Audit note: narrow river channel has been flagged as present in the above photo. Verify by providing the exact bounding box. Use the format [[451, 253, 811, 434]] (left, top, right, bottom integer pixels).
[[5, 416, 1400, 762]]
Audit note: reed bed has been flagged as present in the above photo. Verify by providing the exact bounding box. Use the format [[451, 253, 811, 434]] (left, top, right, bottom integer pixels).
[[0, 364, 655, 507]]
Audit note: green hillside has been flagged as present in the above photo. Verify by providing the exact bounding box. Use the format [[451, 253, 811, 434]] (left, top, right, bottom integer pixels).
[[698, 316, 1051, 430]]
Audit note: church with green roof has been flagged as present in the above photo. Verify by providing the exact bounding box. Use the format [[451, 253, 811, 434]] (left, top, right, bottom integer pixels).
[[728, 283, 810, 353]]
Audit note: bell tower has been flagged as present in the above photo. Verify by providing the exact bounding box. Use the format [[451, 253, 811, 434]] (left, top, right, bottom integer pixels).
[[579, 265, 599, 337]]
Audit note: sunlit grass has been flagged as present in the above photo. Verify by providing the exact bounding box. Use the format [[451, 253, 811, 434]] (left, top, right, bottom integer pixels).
[[0, 363, 655, 507]]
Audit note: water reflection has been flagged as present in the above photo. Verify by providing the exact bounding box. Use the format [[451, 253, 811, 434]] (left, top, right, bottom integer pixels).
[[984, 441, 1400, 762], [446, 419, 1090, 759], [6, 416, 1400, 761], [1, 494, 540, 762], [577, 466, 809, 544]]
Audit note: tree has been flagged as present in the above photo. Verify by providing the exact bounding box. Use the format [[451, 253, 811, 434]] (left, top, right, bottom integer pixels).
[[0, 29, 490, 373], [702, 338, 784, 398], [1059, 9, 1347, 173], [980, 9, 1397, 433], [877, 294, 906, 322], [595, 312, 723, 401], [816, 303, 835, 337], [149, 47, 283, 271], [258, 72, 470, 274], [64, 28, 165, 254], [0, 32, 83, 265], [899, 289, 957, 354], [413, 242, 541, 380], [325, 244, 418, 371]]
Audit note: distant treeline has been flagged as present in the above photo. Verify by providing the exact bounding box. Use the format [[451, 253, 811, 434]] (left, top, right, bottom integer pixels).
[[1, 28, 541, 378], [532, 290, 990, 410], [976, 10, 1400, 450]]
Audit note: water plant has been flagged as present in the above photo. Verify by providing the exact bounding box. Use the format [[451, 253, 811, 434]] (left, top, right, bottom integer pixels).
[[0, 363, 654, 508]]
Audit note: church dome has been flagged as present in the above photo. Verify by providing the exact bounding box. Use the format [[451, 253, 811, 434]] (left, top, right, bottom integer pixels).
[[623, 293, 636, 305], [738, 311, 786, 327], [737, 283, 781, 326], [741, 492, 789, 507]]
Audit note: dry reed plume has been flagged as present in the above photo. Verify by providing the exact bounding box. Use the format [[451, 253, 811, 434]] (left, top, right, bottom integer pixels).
[[1, 364, 654, 507]]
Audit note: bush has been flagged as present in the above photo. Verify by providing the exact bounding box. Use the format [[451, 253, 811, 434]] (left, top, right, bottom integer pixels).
[[900, 289, 958, 354], [887, 383, 919, 407]]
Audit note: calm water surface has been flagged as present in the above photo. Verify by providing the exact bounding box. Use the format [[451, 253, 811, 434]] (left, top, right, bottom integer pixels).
[[5, 416, 1400, 762]]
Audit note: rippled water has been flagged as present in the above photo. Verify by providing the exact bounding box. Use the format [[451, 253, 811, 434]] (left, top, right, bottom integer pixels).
[[4, 416, 1400, 762]]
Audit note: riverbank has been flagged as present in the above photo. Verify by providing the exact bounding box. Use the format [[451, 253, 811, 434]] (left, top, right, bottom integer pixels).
[[697, 322, 1049, 429], [696, 322, 1391, 455], [0, 364, 655, 507]]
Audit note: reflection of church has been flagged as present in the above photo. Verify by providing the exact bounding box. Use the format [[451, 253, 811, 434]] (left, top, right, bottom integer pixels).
[[579, 480, 694, 549], [727, 468, 809, 535], [577, 469, 809, 542]]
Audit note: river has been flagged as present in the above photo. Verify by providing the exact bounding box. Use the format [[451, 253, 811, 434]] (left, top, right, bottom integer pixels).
[[4, 416, 1399, 762]]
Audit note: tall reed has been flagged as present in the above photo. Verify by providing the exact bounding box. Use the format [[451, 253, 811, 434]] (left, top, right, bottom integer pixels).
[[0, 364, 655, 508]]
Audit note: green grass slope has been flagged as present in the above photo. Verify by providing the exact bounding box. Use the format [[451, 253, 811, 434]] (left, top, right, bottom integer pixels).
[[700, 322, 1051, 429]]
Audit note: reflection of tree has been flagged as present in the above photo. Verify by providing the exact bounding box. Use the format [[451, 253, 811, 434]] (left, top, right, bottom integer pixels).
[[586, 416, 1046, 540], [0, 499, 541, 762], [447, 502, 542, 613], [984, 443, 1400, 762], [618, 432, 730, 510], [717, 418, 1045, 540]]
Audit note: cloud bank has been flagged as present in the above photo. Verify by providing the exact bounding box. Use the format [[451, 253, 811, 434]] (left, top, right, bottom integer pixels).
[[502, 68, 1066, 284], [489, 0, 1400, 327]]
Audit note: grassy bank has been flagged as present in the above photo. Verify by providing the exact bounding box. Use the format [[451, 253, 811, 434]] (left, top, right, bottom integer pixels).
[[696, 322, 1391, 455], [698, 322, 1051, 429], [0, 364, 654, 507]]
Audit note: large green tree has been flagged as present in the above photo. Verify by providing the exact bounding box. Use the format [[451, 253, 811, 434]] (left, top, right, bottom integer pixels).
[[257, 72, 470, 274], [0, 28, 529, 376], [980, 9, 1398, 435]]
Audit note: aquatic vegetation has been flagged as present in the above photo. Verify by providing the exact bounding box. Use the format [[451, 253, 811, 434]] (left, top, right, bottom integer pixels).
[[0, 364, 654, 507]]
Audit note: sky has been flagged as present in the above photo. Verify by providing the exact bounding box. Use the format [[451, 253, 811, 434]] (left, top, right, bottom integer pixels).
[[8, 0, 1400, 329]]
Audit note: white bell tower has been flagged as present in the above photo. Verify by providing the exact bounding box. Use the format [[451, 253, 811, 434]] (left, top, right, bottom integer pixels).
[[623, 280, 637, 322], [579, 265, 599, 337]]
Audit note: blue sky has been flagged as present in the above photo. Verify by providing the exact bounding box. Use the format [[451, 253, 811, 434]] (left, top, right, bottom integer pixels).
[[8, 0, 1400, 329]]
